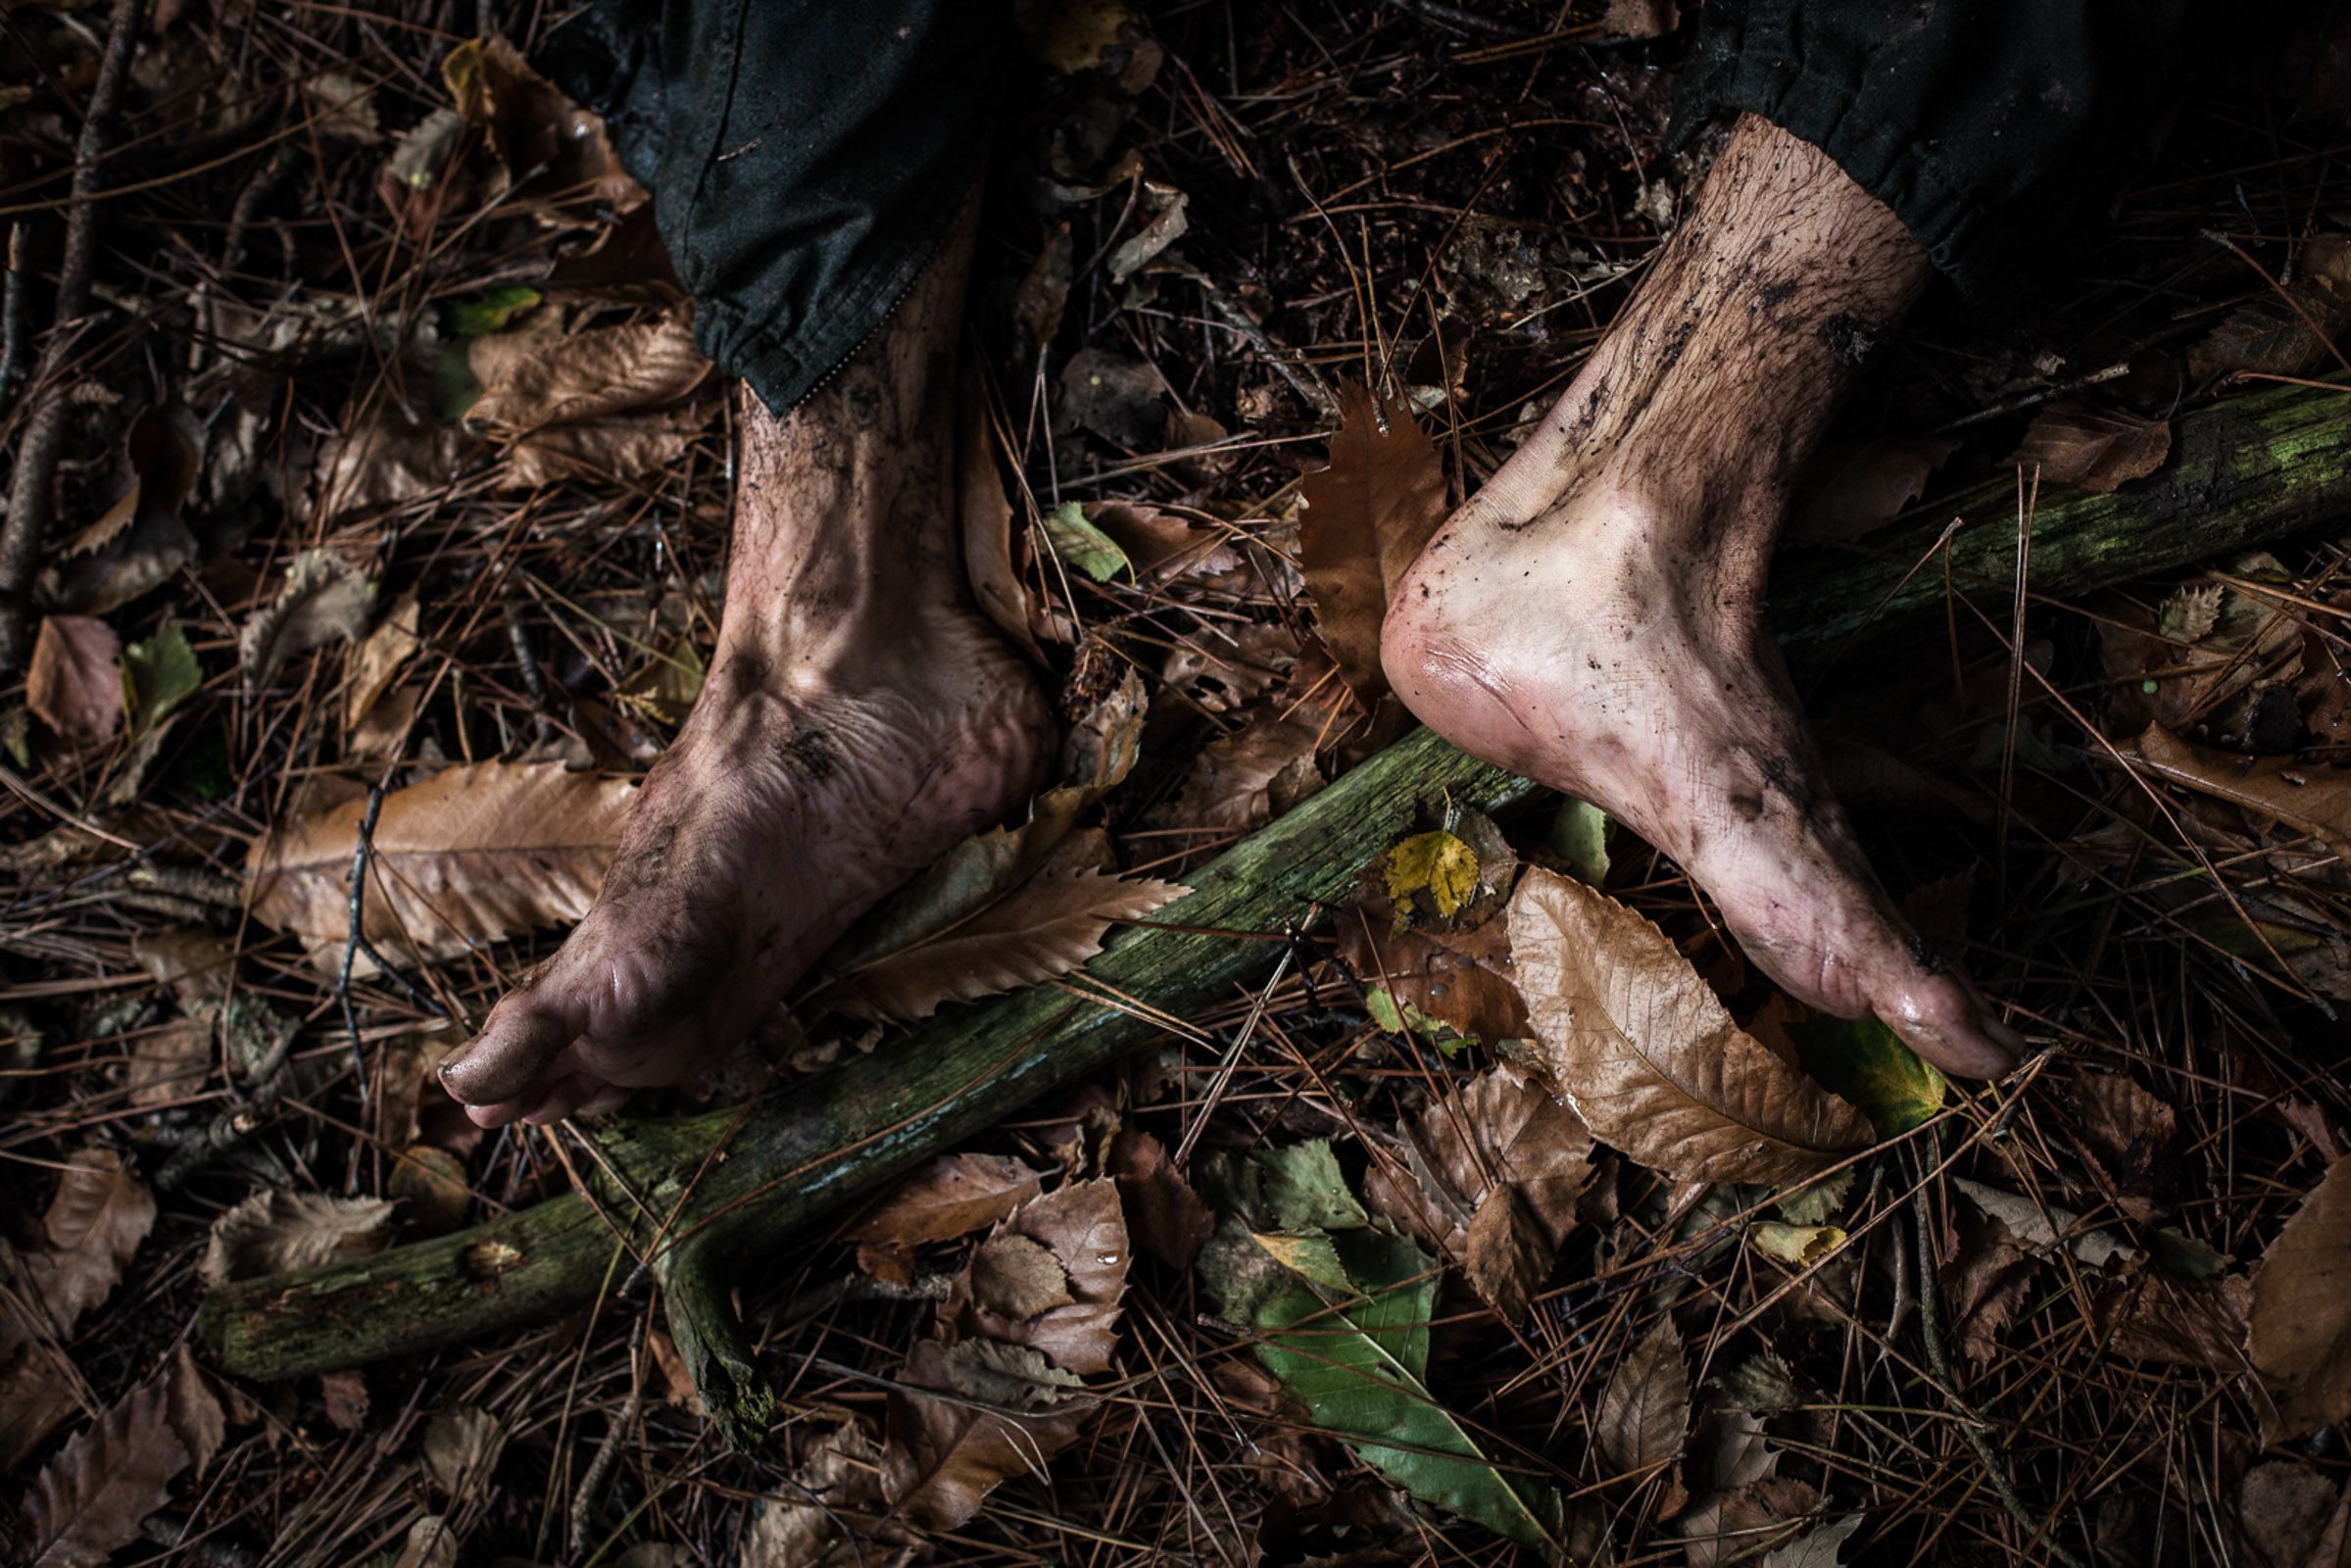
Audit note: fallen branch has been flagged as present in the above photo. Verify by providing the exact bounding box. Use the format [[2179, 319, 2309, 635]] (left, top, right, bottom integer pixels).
[[198, 378, 2351, 1439]]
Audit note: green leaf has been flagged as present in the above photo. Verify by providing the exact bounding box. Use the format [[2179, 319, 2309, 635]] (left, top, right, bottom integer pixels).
[[1252, 1140, 1370, 1233], [1787, 1014, 1946, 1137], [1251, 1226, 1564, 1548], [1042, 501, 1131, 582], [1545, 797, 1612, 887], [119, 622, 201, 741], [449, 284, 541, 338]]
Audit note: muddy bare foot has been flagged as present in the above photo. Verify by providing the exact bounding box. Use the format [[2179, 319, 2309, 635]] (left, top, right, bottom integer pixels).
[[1384, 115, 2020, 1078], [439, 222, 1053, 1127]]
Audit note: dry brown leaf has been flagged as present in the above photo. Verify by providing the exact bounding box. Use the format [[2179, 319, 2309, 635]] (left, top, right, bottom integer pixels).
[[1365, 1062, 1590, 1318], [1160, 621, 1297, 715], [319, 1368, 369, 1432], [40, 408, 203, 616], [1158, 711, 1325, 834], [970, 1234, 1076, 1320], [1464, 1189, 1551, 1323], [843, 1153, 1044, 1252], [394, 1516, 459, 1568], [1091, 502, 1241, 583], [2131, 726, 2351, 864], [442, 36, 643, 222], [315, 405, 470, 523], [199, 1190, 396, 1287], [1298, 380, 1448, 701], [883, 1337, 1094, 1532], [347, 591, 420, 729], [2071, 1072, 2178, 1221], [2239, 1461, 2340, 1568], [2093, 1271, 2252, 1370], [420, 1404, 503, 1494], [2187, 281, 2351, 382], [2252, 1157, 2351, 1442], [241, 549, 375, 683], [738, 1418, 891, 1568], [20, 1375, 189, 1568], [24, 1149, 155, 1333], [1507, 868, 1873, 1184], [1055, 348, 1167, 450], [885, 1180, 1128, 1531], [1108, 1125, 1215, 1271], [26, 616, 122, 746], [827, 863, 1188, 1022], [948, 1179, 1130, 1374], [0, 1342, 80, 1473], [1597, 1318, 1689, 1480], [468, 310, 717, 486], [245, 760, 637, 961], [1788, 435, 1957, 542], [958, 389, 1044, 666], [2012, 400, 2173, 493], [126, 1017, 211, 1107], [131, 926, 237, 1006], [1605, 0, 1680, 35]]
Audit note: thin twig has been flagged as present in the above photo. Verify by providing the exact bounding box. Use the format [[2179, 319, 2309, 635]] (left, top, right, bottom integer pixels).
[[0, 0, 149, 670]]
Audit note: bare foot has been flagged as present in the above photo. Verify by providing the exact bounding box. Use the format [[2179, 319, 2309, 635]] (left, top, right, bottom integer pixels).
[[1383, 115, 2020, 1078], [438, 219, 1054, 1127]]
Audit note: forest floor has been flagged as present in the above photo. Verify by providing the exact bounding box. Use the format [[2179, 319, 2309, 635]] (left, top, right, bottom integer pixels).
[[6, 2, 2351, 1566]]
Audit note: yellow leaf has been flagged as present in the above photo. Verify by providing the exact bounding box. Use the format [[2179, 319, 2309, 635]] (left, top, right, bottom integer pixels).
[[1385, 830, 1479, 921], [1749, 1223, 1847, 1267]]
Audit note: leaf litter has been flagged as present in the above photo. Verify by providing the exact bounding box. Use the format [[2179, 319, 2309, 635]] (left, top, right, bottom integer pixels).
[[10, 4, 2351, 1566]]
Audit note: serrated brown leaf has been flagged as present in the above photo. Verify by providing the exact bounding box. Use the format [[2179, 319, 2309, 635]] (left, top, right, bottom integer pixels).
[[1092, 502, 1241, 583], [2253, 1157, 2351, 1442], [1298, 380, 1448, 701], [843, 1153, 1044, 1252], [970, 1234, 1076, 1320], [21, 1377, 190, 1568], [950, 1179, 1130, 1377], [420, 1404, 503, 1494], [1508, 868, 1873, 1184], [1597, 1318, 1689, 1479], [0, 1333, 79, 1474], [1464, 1188, 1550, 1324], [826, 864, 1188, 1022], [241, 549, 374, 683], [1108, 1125, 1215, 1271], [26, 616, 122, 746], [1939, 1203, 2039, 1364], [1365, 1062, 1589, 1318], [199, 1190, 395, 1287], [441, 35, 643, 223], [2012, 399, 2172, 493], [245, 761, 637, 961], [25, 1149, 155, 1332], [1338, 895, 1530, 1045]]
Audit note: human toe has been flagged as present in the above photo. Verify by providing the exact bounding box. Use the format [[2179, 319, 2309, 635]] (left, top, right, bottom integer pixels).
[[440, 988, 582, 1107]]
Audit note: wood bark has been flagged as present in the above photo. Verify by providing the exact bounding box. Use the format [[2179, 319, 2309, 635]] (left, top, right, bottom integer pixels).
[[198, 379, 2351, 1436]]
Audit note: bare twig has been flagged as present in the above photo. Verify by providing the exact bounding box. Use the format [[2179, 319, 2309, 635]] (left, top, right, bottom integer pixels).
[[0, 0, 150, 671]]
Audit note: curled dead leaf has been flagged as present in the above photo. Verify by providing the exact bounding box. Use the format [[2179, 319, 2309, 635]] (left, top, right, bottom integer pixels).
[[24, 1148, 155, 1334], [2012, 399, 2172, 493], [844, 1152, 1044, 1252], [241, 550, 376, 683], [1507, 867, 1874, 1184]]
